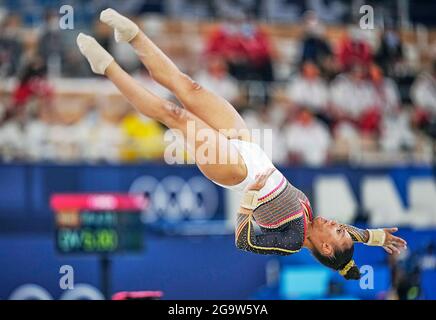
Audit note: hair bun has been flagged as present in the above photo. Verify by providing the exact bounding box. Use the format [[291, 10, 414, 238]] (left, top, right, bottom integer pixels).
[[342, 265, 361, 280], [339, 260, 362, 280]]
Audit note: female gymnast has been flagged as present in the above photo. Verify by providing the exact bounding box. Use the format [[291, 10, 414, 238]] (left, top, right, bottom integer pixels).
[[77, 8, 407, 280]]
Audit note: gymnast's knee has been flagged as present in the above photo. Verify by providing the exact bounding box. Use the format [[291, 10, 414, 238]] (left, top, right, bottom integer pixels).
[[178, 73, 203, 93], [161, 101, 187, 124]]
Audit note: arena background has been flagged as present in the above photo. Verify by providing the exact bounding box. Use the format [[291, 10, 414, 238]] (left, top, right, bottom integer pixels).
[[0, 0, 435, 300]]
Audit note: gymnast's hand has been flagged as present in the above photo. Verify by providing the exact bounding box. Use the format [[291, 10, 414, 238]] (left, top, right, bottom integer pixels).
[[382, 228, 407, 255], [247, 168, 276, 191]]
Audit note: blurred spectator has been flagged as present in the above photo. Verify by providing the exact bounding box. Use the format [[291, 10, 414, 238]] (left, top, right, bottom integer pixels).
[[390, 248, 423, 300], [410, 61, 436, 139], [205, 13, 275, 82], [336, 26, 373, 71], [119, 111, 166, 162], [380, 108, 416, 154], [329, 64, 376, 123], [285, 61, 329, 115], [284, 109, 331, 166], [62, 49, 93, 77], [419, 242, 436, 270], [38, 10, 63, 77], [330, 122, 360, 163], [24, 104, 54, 161], [299, 11, 334, 71], [0, 108, 26, 161], [369, 63, 401, 114], [194, 55, 241, 105], [0, 14, 23, 77], [48, 100, 91, 163], [12, 31, 54, 110], [85, 98, 128, 163], [0, 3, 433, 166], [375, 27, 404, 76]]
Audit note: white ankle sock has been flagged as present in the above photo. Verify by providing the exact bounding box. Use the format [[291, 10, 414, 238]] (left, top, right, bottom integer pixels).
[[76, 33, 114, 75], [100, 8, 139, 43]]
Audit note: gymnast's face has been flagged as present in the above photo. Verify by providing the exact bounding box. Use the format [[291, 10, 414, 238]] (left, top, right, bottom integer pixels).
[[311, 217, 353, 257]]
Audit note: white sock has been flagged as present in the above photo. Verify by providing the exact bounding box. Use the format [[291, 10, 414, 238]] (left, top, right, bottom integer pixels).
[[76, 33, 114, 75], [100, 8, 139, 43]]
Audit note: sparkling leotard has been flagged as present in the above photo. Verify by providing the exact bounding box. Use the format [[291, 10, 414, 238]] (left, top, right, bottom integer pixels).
[[235, 177, 369, 255]]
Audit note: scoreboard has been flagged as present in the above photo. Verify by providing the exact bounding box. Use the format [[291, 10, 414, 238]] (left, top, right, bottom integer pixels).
[[50, 194, 147, 254]]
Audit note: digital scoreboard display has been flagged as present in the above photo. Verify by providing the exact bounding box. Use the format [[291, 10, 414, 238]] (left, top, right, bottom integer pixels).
[[51, 194, 147, 254]]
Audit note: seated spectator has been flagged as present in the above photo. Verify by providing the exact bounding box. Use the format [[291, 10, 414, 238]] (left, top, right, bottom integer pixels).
[[329, 64, 377, 123], [0, 108, 26, 161], [336, 26, 373, 72], [12, 33, 54, 109], [375, 27, 404, 77], [369, 63, 401, 115], [119, 110, 166, 162], [194, 55, 241, 106], [38, 10, 64, 76], [330, 122, 360, 163], [380, 107, 416, 154], [285, 61, 329, 115], [0, 14, 23, 77], [419, 242, 436, 271], [205, 13, 275, 82], [85, 98, 129, 163], [24, 104, 55, 161], [410, 61, 436, 138], [48, 99, 91, 163], [299, 11, 334, 73], [283, 108, 331, 166]]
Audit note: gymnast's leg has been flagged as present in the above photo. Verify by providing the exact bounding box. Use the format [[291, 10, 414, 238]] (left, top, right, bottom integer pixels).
[[76, 33, 247, 186], [99, 8, 250, 142]]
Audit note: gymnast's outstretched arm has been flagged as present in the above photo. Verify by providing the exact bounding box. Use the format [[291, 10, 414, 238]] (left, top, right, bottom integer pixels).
[[341, 224, 407, 255]]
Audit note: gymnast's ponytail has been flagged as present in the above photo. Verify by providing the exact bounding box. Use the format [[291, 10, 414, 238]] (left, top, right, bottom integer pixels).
[[312, 244, 362, 280], [338, 259, 361, 280]]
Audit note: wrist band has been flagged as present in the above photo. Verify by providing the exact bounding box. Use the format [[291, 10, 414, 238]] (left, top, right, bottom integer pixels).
[[365, 229, 386, 246], [241, 190, 259, 210]]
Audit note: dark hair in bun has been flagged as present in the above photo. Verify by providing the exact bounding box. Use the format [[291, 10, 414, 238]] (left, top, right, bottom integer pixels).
[[312, 244, 362, 280]]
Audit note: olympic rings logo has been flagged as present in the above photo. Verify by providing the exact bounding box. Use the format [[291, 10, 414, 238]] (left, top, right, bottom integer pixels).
[[9, 284, 104, 300], [128, 175, 220, 223]]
